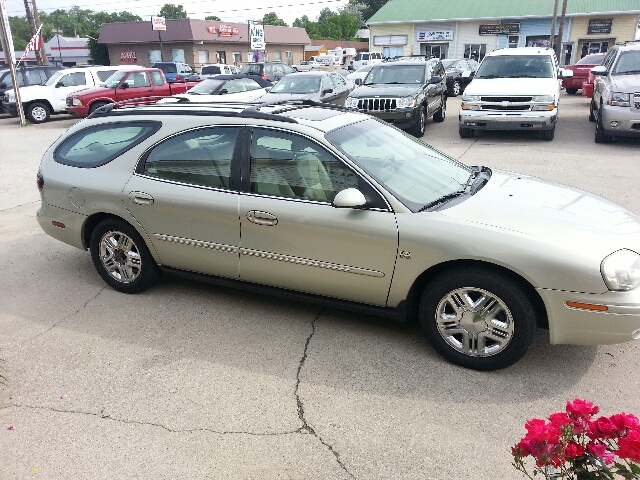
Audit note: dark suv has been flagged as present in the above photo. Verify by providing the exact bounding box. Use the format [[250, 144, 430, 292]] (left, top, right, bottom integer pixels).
[[0, 65, 63, 99], [241, 62, 295, 82], [344, 58, 447, 137]]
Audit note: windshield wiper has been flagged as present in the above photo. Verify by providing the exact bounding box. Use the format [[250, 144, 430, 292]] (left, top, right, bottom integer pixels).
[[418, 167, 490, 212], [417, 190, 468, 212], [475, 75, 502, 79]]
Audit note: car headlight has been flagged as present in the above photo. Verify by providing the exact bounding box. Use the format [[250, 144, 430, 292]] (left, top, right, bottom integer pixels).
[[601, 249, 640, 291], [345, 97, 358, 108], [462, 94, 480, 102], [5, 92, 15, 102], [532, 95, 554, 103], [397, 96, 416, 108], [610, 92, 630, 107], [71, 98, 83, 106]]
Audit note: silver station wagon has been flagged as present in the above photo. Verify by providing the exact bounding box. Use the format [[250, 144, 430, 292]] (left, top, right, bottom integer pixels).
[[36, 101, 640, 371]]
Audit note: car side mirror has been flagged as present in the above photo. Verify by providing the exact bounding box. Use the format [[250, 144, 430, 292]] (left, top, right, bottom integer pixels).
[[559, 68, 573, 79], [120, 83, 130, 89], [219, 89, 228, 95], [55, 82, 65, 88], [461, 70, 474, 78], [428, 75, 442, 85], [332, 188, 367, 209], [322, 88, 333, 95], [590, 65, 607, 76], [355, 78, 363, 86], [264, 87, 272, 92]]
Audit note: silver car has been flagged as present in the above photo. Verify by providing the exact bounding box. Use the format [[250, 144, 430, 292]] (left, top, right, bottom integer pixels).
[[36, 101, 640, 371]]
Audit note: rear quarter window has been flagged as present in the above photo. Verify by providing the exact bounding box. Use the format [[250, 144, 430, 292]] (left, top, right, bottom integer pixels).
[[96, 70, 118, 81], [54, 122, 161, 168]]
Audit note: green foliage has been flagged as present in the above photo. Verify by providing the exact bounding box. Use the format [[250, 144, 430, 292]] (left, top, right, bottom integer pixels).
[[88, 38, 110, 66], [158, 4, 188, 19], [347, 0, 389, 22], [262, 12, 287, 27], [205, 15, 221, 21], [7, 17, 31, 51], [293, 8, 360, 41]]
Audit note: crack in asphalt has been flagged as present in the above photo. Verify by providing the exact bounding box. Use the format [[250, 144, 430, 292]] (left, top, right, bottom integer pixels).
[[295, 308, 356, 479], [457, 136, 480, 161], [0, 200, 39, 214], [25, 286, 108, 343]]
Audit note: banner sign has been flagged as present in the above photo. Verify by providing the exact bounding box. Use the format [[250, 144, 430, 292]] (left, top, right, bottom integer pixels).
[[207, 26, 216, 34], [250, 24, 265, 50], [218, 24, 232, 36], [479, 23, 520, 35], [588, 18, 612, 35], [417, 30, 453, 42], [120, 51, 137, 64], [152, 16, 166, 31]]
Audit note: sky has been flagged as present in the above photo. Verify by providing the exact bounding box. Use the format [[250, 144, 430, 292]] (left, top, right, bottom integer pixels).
[[4, 0, 350, 26]]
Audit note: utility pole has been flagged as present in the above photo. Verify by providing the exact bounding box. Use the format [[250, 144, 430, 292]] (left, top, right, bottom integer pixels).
[[0, 0, 28, 125], [22, 0, 43, 64], [555, 0, 569, 64], [31, 0, 47, 64], [550, 0, 560, 49]]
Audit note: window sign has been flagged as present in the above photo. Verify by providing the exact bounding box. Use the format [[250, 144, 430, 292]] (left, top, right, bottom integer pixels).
[[479, 23, 520, 35], [417, 30, 453, 42], [588, 19, 613, 35], [218, 24, 232, 37], [120, 51, 137, 64]]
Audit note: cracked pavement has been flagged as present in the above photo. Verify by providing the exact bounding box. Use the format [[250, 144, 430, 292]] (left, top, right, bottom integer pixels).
[[2, 97, 640, 479]]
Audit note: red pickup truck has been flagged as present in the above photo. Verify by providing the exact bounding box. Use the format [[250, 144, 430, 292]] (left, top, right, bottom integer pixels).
[[65, 68, 199, 116]]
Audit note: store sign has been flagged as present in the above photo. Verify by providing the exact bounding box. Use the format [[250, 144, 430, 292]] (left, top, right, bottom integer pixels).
[[588, 18, 613, 35], [120, 51, 137, 64], [207, 26, 216, 34], [479, 23, 520, 35], [417, 30, 453, 42], [250, 24, 265, 50], [152, 16, 166, 31], [218, 24, 232, 36]]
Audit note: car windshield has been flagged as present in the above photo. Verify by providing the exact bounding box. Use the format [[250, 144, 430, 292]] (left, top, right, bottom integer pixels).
[[576, 54, 605, 65], [613, 51, 640, 75], [441, 59, 460, 69], [364, 65, 425, 85], [43, 70, 67, 86], [241, 64, 262, 75], [186, 79, 225, 94], [326, 119, 472, 211], [103, 71, 128, 88], [474, 55, 554, 78], [270, 76, 321, 93]]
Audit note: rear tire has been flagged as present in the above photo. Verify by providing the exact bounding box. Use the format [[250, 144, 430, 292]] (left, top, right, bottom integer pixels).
[[565, 88, 578, 95], [418, 267, 536, 371], [450, 80, 462, 97], [90, 218, 161, 294]]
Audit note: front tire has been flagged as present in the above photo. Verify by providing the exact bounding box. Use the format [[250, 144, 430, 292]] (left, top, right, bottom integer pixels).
[[459, 127, 473, 138], [594, 105, 612, 144], [418, 267, 536, 371], [27, 102, 50, 123], [588, 101, 596, 122], [410, 105, 426, 137], [90, 218, 161, 294], [89, 101, 109, 114], [433, 97, 446, 123], [540, 126, 555, 141]]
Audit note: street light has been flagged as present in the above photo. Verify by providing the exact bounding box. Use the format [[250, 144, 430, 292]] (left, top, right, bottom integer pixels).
[[52, 28, 63, 65]]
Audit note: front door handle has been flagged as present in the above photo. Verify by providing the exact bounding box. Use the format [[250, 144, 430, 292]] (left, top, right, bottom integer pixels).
[[128, 191, 154, 205], [246, 210, 278, 226]]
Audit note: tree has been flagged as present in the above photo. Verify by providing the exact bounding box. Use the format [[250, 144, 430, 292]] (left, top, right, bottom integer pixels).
[[205, 15, 221, 21], [262, 12, 287, 27], [158, 4, 188, 19], [347, 0, 389, 23]]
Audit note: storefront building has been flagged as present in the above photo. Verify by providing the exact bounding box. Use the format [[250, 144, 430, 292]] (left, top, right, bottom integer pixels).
[[367, 0, 640, 65], [98, 19, 311, 70]]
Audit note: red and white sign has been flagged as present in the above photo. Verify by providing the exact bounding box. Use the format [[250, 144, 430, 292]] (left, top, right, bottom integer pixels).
[[120, 51, 137, 64], [19, 25, 43, 64], [218, 24, 232, 37], [207, 26, 216, 34], [152, 16, 166, 31], [232, 27, 239, 35]]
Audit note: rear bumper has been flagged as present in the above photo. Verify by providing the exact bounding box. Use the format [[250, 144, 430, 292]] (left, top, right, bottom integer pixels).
[[539, 287, 640, 345], [582, 83, 594, 98], [562, 77, 587, 89], [459, 109, 557, 131]]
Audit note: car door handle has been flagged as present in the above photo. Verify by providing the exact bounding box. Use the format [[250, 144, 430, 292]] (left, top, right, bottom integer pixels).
[[128, 191, 154, 205], [246, 210, 278, 226]]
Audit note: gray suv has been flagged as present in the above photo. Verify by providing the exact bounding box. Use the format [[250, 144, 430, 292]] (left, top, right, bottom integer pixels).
[[590, 40, 640, 143]]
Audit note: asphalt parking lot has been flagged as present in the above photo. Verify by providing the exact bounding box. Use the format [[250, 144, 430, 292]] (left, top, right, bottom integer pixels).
[[1, 95, 639, 479]]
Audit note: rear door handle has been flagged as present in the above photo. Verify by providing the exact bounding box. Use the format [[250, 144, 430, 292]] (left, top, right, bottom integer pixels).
[[128, 191, 154, 205], [246, 210, 278, 226]]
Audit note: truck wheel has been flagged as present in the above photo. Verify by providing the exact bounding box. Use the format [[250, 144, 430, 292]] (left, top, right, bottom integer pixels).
[[433, 97, 446, 122], [459, 127, 473, 138], [450, 80, 462, 96], [89, 102, 109, 114], [410, 106, 426, 137], [540, 126, 555, 141], [588, 102, 596, 122], [27, 103, 50, 124], [565, 88, 578, 95], [594, 106, 612, 144]]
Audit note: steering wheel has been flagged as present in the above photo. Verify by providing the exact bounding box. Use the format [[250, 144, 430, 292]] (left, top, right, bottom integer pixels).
[[380, 155, 400, 181]]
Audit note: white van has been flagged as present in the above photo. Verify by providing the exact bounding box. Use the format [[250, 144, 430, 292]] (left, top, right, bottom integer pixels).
[[352, 52, 383, 71], [311, 55, 341, 66]]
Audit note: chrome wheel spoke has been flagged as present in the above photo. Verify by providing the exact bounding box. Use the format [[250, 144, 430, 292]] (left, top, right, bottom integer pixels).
[[99, 231, 142, 284]]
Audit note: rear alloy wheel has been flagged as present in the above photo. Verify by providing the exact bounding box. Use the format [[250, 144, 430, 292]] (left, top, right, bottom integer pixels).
[[450, 80, 462, 97], [27, 102, 50, 124], [410, 105, 426, 137], [433, 97, 446, 122], [540, 126, 555, 141], [565, 88, 578, 95], [594, 105, 612, 144], [459, 127, 473, 138], [90, 218, 161, 294], [419, 268, 536, 371]]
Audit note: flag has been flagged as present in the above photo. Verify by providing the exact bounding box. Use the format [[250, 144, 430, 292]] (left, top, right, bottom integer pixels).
[[18, 24, 43, 64]]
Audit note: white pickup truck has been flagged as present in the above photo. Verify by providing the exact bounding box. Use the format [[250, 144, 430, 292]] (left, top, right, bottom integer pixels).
[[459, 47, 573, 141], [1, 65, 142, 123]]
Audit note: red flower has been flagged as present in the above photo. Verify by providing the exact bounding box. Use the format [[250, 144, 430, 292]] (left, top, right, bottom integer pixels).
[[548, 412, 572, 427], [565, 441, 585, 458], [610, 413, 640, 436], [587, 442, 614, 464], [566, 399, 599, 420], [587, 416, 618, 440], [617, 430, 640, 462]]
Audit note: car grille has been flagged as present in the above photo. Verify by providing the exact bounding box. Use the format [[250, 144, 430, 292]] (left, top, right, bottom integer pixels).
[[354, 98, 398, 111], [634, 92, 640, 110], [481, 96, 532, 102], [481, 104, 530, 111], [66, 98, 73, 107]]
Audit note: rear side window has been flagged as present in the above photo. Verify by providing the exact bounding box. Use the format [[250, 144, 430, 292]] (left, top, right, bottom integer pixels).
[[202, 66, 221, 75], [96, 70, 118, 81], [54, 122, 161, 168]]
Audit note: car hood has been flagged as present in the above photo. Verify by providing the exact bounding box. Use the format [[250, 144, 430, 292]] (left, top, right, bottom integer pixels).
[[349, 84, 419, 98], [67, 86, 113, 98], [464, 78, 559, 96], [256, 92, 319, 103], [437, 170, 640, 257], [610, 74, 640, 93]]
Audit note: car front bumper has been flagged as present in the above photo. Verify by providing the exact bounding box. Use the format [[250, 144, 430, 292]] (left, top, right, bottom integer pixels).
[[350, 106, 419, 130], [539, 287, 640, 345], [459, 109, 557, 131], [600, 104, 640, 138], [1, 101, 17, 115], [66, 105, 89, 116]]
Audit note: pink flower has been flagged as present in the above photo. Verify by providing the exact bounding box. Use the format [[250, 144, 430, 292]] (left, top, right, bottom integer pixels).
[[587, 442, 614, 464], [587, 416, 618, 440], [617, 430, 640, 462], [548, 412, 572, 427], [566, 398, 599, 420], [565, 442, 585, 458], [610, 413, 640, 436]]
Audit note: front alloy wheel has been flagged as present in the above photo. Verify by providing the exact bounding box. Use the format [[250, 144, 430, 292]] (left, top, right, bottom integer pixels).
[[419, 268, 536, 370]]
